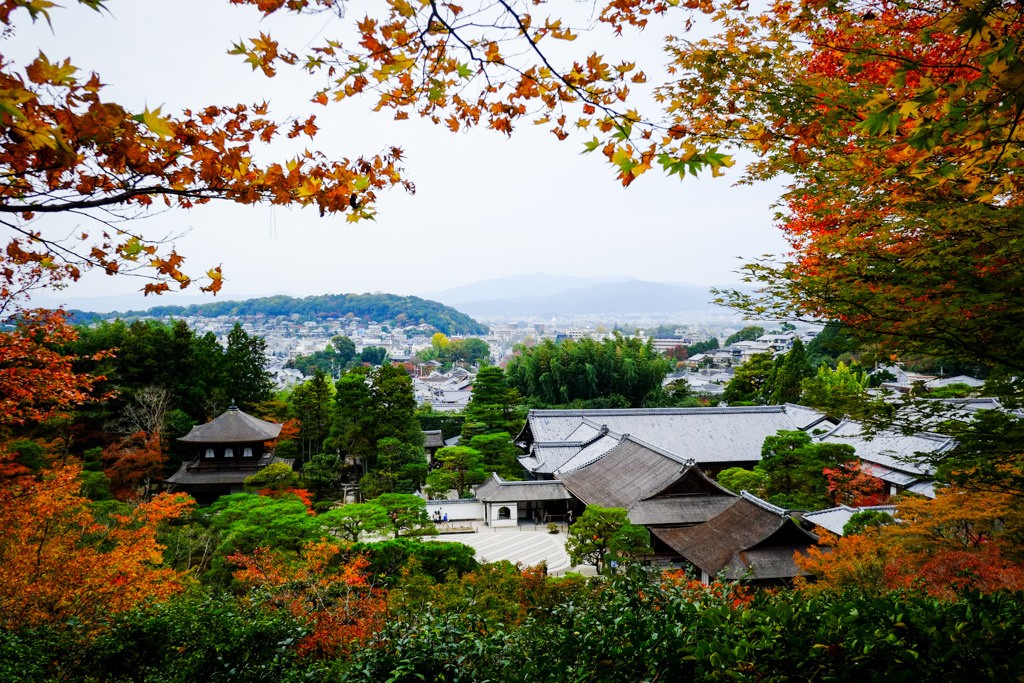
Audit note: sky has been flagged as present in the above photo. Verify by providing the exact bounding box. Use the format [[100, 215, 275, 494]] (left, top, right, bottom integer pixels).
[[10, 1, 790, 310]]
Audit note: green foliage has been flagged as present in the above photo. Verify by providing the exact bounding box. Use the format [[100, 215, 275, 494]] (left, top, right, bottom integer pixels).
[[800, 361, 869, 417], [565, 506, 651, 575], [447, 337, 491, 366], [844, 510, 895, 536], [466, 432, 522, 480], [724, 325, 765, 346], [505, 333, 670, 408], [345, 538, 479, 587], [806, 322, 862, 369], [460, 365, 522, 438], [8, 440, 44, 472], [75, 588, 307, 683], [201, 493, 322, 586], [286, 370, 334, 463], [414, 411, 464, 441], [686, 337, 719, 356], [767, 338, 813, 404], [358, 346, 387, 366], [716, 467, 767, 496], [224, 323, 275, 411], [722, 352, 775, 405], [319, 503, 390, 543], [301, 453, 344, 499], [758, 431, 856, 510], [358, 438, 427, 498], [331, 365, 421, 473], [370, 493, 435, 539], [425, 446, 488, 498], [244, 462, 299, 492], [96, 293, 488, 336], [339, 573, 1024, 682]]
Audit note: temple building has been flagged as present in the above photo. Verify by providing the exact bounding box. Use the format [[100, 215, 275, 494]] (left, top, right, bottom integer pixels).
[[166, 406, 292, 504]]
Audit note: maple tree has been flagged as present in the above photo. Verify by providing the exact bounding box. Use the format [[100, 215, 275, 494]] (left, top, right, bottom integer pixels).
[[0, 308, 105, 438], [230, 540, 386, 658], [101, 430, 165, 500], [798, 487, 1024, 598], [0, 464, 193, 632], [0, 0, 413, 307]]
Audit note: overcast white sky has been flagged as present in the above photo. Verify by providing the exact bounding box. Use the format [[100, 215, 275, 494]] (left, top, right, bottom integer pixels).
[[10, 1, 789, 309]]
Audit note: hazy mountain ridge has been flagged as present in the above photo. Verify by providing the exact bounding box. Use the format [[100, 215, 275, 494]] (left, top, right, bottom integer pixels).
[[67, 292, 489, 336], [438, 278, 729, 317]]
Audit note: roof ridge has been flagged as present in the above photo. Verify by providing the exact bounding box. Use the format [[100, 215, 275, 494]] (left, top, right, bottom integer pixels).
[[739, 490, 789, 516]]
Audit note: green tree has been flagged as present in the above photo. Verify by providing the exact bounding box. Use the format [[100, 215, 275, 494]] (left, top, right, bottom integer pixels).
[[359, 346, 388, 366], [800, 362, 869, 417], [319, 503, 391, 543], [843, 510, 895, 537], [202, 492, 322, 585], [426, 446, 488, 499], [287, 369, 334, 462], [301, 453, 344, 499], [767, 338, 813, 405], [448, 338, 491, 366], [331, 364, 422, 473], [506, 333, 670, 408], [243, 462, 299, 492], [330, 367, 376, 468], [716, 467, 767, 496], [722, 353, 775, 405], [223, 324, 274, 411], [724, 326, 765, 346], [467, 432, 523, 480], [359, 438, 428, 499], [371, 493, 436, 539], [757, 431, 856, 510], [461, 365, 522, 439], [565, 506, 651, 576]]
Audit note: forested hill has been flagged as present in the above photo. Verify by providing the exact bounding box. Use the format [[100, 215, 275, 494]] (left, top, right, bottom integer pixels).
[[69, 293, 488, 336]]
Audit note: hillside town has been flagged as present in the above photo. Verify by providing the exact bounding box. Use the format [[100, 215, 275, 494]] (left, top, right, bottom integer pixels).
[[4, 0, 1024, 679]]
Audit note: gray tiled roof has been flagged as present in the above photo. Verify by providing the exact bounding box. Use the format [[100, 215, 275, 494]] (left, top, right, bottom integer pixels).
[[523, 406, 819, 474], [814, 419, 952, 476], [803, 505, 897, 536], [474, 473, 572, 503], [178, 407, 282, 443]]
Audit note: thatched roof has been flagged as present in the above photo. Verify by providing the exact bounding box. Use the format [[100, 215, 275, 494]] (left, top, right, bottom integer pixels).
[[651, 493, 818, 581], [423, 430, 445, 449], [557, 441, 738, 527], [557, 438, 685, 507], [178, 406, 282, 444]]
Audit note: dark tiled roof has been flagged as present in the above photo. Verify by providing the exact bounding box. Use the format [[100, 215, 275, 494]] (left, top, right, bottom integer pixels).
[[178, 407, 282, 443], [651, 495, 818, 580], [165, 456, 293, 485]]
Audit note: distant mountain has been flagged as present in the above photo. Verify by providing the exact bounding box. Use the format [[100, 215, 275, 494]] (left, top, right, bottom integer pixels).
[[452, 279, 727, 317], [67, 293, 488, 336], [423, 273, 633, 305]]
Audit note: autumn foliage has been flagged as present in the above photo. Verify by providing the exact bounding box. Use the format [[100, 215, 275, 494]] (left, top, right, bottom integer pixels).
[[230, 540, 386, 658], [798, 487, 1024, 598], [0, 465, 193, 632]]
